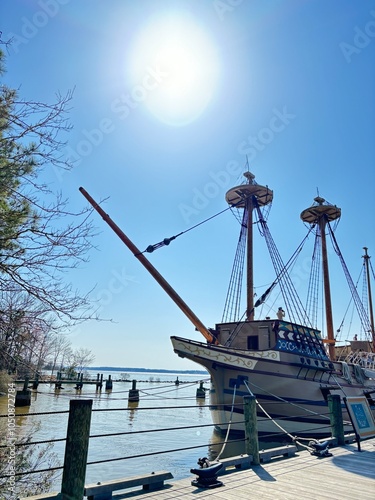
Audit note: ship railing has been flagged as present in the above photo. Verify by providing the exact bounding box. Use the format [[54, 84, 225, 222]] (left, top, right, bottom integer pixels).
[[344, 350, 375, 369]]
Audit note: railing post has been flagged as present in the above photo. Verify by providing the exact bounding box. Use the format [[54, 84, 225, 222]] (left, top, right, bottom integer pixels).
[[61, 399, 92, 499], [328, 394, 345, 445], [243, 395, 260, 465]]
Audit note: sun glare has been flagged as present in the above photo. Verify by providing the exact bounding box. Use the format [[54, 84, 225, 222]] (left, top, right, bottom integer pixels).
[[127, 14, 221, 126]]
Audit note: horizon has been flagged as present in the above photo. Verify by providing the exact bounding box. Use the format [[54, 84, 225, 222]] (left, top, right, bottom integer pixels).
[[88, 366, 208, 374]]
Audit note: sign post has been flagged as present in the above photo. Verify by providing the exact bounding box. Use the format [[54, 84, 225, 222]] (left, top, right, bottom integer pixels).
[[344, 396, 375, 451]]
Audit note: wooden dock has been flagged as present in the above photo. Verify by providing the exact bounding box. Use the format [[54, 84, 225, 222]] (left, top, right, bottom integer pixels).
[[112, 438, 375, 499]]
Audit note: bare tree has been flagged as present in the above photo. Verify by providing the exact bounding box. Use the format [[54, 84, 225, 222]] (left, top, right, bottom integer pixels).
[[0, 290, 59, 376], [0, 48, 100, 327], [46, 334, 72, 378], [70, 347, 95, 374]]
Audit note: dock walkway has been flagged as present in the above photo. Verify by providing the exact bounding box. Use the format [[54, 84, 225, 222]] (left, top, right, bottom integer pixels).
[[113, 438, 375, 499]]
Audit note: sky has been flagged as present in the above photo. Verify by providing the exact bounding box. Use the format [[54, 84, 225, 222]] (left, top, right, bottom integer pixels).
[[1, 0, 374, 370]]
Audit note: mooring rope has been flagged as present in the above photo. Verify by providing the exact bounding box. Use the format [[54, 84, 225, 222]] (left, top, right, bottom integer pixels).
[[243, 380, 327, 452], [216, 384, 237, 461], [243, 380, 297, 439], [243, 378, 332, 419]]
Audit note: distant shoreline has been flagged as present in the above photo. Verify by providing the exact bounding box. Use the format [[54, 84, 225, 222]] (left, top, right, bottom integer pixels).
[[89, 366, 208, 375]]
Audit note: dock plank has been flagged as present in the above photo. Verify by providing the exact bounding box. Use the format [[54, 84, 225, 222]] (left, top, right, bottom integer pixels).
[[110, 438, 375, 499]]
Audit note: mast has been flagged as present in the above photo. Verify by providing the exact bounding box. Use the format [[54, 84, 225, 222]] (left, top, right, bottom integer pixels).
[[225, 172, 273, 321], [79, 187, 215, 344], [300, 197, 341, 360], [363, 247, 375, 350]]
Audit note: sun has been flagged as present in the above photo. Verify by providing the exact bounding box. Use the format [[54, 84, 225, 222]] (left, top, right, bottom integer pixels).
[[126, 13, 221, 126]]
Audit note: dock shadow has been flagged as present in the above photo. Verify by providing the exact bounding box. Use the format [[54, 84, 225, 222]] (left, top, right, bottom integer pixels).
[[251, 464, 276, 482], [331, 449, 375, 480]]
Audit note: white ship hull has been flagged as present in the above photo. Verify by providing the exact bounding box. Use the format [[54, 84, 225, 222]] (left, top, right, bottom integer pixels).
[[171, 334, 375, 439]]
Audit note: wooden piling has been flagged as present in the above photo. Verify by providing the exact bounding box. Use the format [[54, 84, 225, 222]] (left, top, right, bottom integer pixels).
[[32, 373, 39, 390], [243, 395, 260, 465], [328, 394, 345, 445], [128, 379, 139, 402], [75, 373, 83, 390], [61, 399, 92, 500], [196, 381, 206, 399], [96, 373, 103, 390], [15, 378, 31, 407], [105, 374, 113, 390], [55, 371, 62, 390]]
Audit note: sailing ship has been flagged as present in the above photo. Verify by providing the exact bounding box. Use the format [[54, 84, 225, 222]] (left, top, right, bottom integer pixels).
[[80, 172, 375, 439]]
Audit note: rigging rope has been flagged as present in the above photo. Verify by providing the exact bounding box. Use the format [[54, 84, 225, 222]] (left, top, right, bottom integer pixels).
[[328, 223, 372, 338], [222, 207, 247, 322], [305, 231, 321, 329], [224, 310, 248, 346], [253, 196, 313, 326], [336, 267, 363, 341], [370, 257, 375, 282], [225, 201, 315, 347], [137, 205, 233, 255], [137, 184, 263, 256]]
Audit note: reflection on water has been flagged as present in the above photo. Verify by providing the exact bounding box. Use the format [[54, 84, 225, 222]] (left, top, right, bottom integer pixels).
[[127, 401, 139, 426]]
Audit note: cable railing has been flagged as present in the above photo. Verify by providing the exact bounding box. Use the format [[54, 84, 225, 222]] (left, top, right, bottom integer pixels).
[[0, 378, 362, 499]]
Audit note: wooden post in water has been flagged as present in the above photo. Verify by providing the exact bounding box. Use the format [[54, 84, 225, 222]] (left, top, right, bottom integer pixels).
[[128, 379, 139, 402], [55, 371, 62, 390], [15, 378, 31, 407], [32, 373, 39, 390], [96, 373, 103, 390], [75, 373, 83, 390], [61, 399, 92, 499], [328, 394, 345, 445], [105, 374, 113, 390], [196, 381, 206, 399], [243, 395, 260, 465]]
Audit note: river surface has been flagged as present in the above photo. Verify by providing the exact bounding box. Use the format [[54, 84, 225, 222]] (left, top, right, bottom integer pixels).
[[1, 370, 249, 491]]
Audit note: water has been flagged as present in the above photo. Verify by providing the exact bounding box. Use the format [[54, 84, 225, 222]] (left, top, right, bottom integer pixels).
[[0, 370, 247, 491]]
